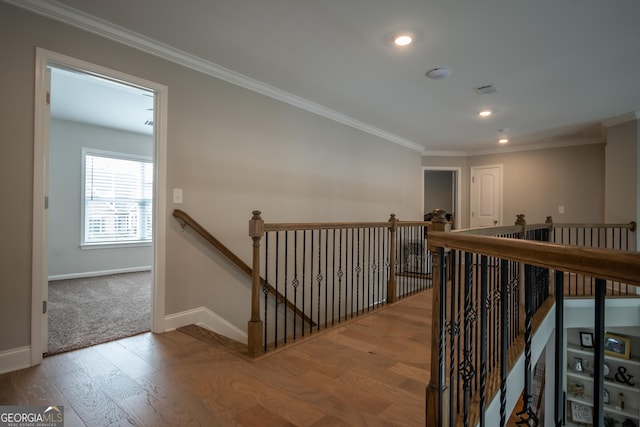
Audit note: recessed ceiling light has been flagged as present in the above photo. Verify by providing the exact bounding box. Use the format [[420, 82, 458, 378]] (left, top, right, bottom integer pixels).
[[498, 128, 510, 143], [478, 110, 492, 117], [425, 67, 452, 80], [392, 33, 413, 46]]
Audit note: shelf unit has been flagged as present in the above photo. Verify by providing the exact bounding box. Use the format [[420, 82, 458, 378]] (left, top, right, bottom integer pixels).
[[566, 341, 640, 426]]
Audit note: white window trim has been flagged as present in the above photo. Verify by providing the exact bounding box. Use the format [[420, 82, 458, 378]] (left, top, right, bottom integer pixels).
[[80, 147, 153, 248]]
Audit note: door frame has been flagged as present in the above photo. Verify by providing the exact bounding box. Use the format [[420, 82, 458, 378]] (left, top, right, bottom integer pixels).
[[422, 166, 462, 229], [32, 48, 168, 365]]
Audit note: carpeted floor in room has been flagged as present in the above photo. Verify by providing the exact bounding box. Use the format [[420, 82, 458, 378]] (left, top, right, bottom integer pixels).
[[47, 271, 151, 355]]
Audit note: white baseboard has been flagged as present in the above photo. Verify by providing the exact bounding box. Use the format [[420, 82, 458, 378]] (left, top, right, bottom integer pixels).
[[0, 346, 31, 375], [164, 307, 247, 344], [48, 266, 152, 281]]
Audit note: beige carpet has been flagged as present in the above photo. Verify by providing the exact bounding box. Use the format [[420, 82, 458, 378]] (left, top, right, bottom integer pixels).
[[47, 271, 151, 355]]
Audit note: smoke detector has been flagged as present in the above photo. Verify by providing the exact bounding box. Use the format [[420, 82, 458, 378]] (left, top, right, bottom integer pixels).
[[425, 67, 452, 80]]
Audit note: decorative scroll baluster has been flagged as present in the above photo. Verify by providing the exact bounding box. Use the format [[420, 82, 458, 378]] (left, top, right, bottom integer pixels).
[[516, 265, 538, 426], [499, 259, 509, 426], [283, 231, 287, 343], [337, 229, 343, 323], [324, 229, 328, 327], [292, 231, 299, 339], [316, 230, 322, 331], [479, 255, 488, 427], [448, 250, 459, 424], [263, 233, 270, 350], [460, 251, 476, 427]]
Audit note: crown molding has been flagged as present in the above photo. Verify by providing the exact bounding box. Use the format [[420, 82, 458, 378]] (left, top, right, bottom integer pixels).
[[6, 0, 425, 153], [601, 111, 640, 128], [422, 137, 604, 158]]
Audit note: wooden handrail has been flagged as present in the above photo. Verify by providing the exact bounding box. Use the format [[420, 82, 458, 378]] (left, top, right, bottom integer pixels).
[[428, 231, 640, 286], [172, 209, 316, 327]]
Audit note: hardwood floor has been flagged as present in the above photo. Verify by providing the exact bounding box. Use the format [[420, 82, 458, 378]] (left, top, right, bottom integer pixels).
[[0, 291, 432, 426]]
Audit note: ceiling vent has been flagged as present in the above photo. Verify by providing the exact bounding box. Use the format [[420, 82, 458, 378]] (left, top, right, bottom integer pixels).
[[474, 84, 497, 95]]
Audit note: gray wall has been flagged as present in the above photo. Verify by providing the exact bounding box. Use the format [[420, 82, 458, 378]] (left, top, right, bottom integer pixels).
[[423, 144, 607, 228], [469, 143, 606, 224], [606, 120, 638, 225], [0, 3, 422, 352], [48, 119, 153, 278]]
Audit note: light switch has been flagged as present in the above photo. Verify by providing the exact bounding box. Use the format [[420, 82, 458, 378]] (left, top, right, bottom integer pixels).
[[173, 188, 183, 204], [558, 205, 565, 214]]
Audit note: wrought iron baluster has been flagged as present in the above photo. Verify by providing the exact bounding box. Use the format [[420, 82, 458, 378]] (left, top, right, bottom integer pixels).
[[499, 259, 509, 427], [448, 250, 459, 424], [293, 231, 299, 339], [264, 233, 270, 351], [275, 232, 280, 346], [554, 270, 564, 427], [479, 255, 488, 427], [316, 229, 322, 331], [302, 231, 307, 336], [516, 266, 538, 426], [460, 252, 476, 427]]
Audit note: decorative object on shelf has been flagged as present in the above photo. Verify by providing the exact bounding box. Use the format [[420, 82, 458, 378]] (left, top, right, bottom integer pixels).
[[604, 363, 610, 377], [580, 331, 594, 348], [616, 392, 625, 411], [623, 419, 638, 427], [604, 388, 610, 404], [570, 401, 593, 424], [615, 366, 635, 386], [605, 332, 632, 359], [573, 357, 586, 373], [569, 382, 585, 397]]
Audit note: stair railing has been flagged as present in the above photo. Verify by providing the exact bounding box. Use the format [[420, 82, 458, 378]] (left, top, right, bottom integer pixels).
[[425, 217, 640, 426], [247, 210, 447, 356], [172, 209, 314, 329]]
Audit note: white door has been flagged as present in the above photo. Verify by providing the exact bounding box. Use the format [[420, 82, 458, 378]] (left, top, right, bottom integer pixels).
[[470, 165, 503, 228]]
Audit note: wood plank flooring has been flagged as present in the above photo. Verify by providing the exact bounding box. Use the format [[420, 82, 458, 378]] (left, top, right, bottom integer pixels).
[[0, 291, 432, 427]]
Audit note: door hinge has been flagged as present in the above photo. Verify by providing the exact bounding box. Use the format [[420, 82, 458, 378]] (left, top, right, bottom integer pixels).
[[44, 196, 49, 209], [472, 176, 475, 183], [46, 91, 51, 105], [43, 300, 47, 314]]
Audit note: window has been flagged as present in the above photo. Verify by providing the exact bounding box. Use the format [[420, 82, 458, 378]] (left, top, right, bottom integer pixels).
[[82, 149, 153, 246]]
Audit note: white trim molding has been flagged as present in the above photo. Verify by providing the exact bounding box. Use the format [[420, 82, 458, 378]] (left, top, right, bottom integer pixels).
[[164, 307, 248, 345], [0, 346, 31, 375], [32, 48, 168, 366]]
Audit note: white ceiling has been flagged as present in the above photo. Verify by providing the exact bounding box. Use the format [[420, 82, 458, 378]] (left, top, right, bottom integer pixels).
[[20, 0, 640, 154], [50, 67, 154, 136]]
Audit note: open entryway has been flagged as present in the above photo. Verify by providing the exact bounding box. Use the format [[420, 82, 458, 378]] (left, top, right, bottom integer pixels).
[[423, 167, 461, 229], [31, 49, 168, 363]]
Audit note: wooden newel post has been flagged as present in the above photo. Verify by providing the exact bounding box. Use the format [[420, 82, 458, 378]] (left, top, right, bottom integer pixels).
[[515, 214, 527, 305], [248, 210, 264, 357], [515, 214, 526, 238], [425, 208, 450, 426], [388, 214, 398, 304]]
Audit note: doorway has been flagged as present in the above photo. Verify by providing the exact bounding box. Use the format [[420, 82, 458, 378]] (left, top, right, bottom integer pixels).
[[32, 49, 168, 364], [423, 167, 461, 229]]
